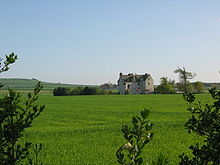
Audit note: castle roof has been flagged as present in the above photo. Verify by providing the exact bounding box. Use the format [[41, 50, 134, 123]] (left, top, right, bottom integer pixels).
[[119, 73, 151, 83]]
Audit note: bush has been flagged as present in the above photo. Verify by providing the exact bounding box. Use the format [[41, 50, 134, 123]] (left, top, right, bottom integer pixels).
[[116, 108, 153, 165], [0, 53, 45, 164], [80, 86, 97, 95], [179, 88, 220, 164], [53, 86, 118, 96], [53, 87, 72, 96]]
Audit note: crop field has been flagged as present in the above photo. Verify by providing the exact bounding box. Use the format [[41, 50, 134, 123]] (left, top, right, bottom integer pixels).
[[1, 92, 212, 164], [0, 78, 85, 90]]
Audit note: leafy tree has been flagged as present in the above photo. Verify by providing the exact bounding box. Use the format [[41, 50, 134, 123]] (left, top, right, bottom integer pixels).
[[155, 77, 175, 94], [0, 53, 45, 164], [192, 81, 204, 93], [71, 87, 82, 95], [80, 86, 97, 95], [174, 67, 196, 94], [53, 86, 116, 96], [100, 82, 117, 90], [179, 88, 220, 164], [176, 82, 193, 93], [116, 108, 153, 165], [53, 87, 72, 96]]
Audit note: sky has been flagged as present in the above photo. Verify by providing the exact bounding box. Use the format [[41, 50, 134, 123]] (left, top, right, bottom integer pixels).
[[0, 0, 220, 85]]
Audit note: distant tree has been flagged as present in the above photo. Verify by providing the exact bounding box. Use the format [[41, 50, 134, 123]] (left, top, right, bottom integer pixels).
[[77, 86, 96, 95], [174, 67, 196, 94], [53, 87, 72, 96], [100, 82, 117, 90], [100, 83, 111, 89], [71, 87, 81, 95], [155, 77, 175, 94], [193, 81, 204, 93], [176, 82, 194, 93], [53, 86, 118, 96]]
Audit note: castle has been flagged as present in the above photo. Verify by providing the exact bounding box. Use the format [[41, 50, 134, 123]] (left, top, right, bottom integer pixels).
[[117, 73, 154, 94]]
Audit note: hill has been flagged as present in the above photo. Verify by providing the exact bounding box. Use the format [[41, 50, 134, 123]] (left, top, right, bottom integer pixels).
[[0, 78, 84, 90], [203, 82, 220, 90]]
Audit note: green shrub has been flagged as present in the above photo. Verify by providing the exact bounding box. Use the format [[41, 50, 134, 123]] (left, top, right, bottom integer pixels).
[[116, 108, 153, 165], [53, 87, 72, 96], [179, 88, 220, 164], [0, 53, 45, 164], [53, 86, 117, 96]]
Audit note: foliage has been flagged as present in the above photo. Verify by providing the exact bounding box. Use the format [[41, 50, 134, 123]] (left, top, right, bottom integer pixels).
[[155, 77, 175, 94], [152, 153, 170, 165], [174, 67, 196, 94], [176, 82, 193, 93], [27, 144, 44, 165], [100, 82, 117, 90], [192, 81, 204, 93], [0, 53, 17, 74], [53, 87, 72, 96], [0, 82, 45, 164], [80, 86, 97, 95], [0, 53, 17, 88], [53, 86, 117, 96], [0, 53, 45, 164], [116, 108, 153, 165], [179, 88, 220, 164]]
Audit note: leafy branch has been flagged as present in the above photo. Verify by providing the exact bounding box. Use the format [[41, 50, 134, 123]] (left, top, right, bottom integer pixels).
[[116, 108, 153, 165]]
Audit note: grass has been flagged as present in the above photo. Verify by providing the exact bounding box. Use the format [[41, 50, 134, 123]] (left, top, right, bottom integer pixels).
[[0, 78, 85, 90], [5, 93, 211, 165]]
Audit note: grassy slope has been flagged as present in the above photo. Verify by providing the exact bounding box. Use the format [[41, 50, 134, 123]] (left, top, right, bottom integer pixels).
[[0, 78, 83, 90], [15, 93, 211, 165]]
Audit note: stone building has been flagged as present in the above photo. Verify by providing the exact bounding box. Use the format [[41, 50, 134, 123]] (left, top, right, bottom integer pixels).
[[118, 73, 154, 94]]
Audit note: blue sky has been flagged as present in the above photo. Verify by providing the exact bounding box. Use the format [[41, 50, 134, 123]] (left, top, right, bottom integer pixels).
[[0, 0, 220, 85]]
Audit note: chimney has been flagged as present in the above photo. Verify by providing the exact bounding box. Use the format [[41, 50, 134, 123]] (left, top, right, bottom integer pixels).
[[119, 73, 123, 78]]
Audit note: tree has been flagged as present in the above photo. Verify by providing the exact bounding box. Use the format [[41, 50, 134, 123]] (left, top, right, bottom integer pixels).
[[193, 81, 204, 93], [155, 77, 175, 94], [0, 53, 45, 164], [179, 88, 220, 164], [174, 67, 196, 94], [53, 87, 72, 96]]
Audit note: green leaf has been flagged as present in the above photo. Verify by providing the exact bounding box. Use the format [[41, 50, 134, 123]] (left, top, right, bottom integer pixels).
[[132, 116, 139, 124], [141, 108, 150, 119]]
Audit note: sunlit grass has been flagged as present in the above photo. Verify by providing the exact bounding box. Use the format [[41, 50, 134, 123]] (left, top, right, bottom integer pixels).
[[8, 94, 212, 164]]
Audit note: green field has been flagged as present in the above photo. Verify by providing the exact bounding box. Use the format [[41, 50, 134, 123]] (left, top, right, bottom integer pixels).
[[0, 78, 84, 90], [4, 92, 210, 165]]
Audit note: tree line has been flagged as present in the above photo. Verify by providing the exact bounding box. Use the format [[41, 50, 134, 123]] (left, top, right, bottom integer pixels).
[[155, 67, 204, 94], [53, 86, 118, 96]]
